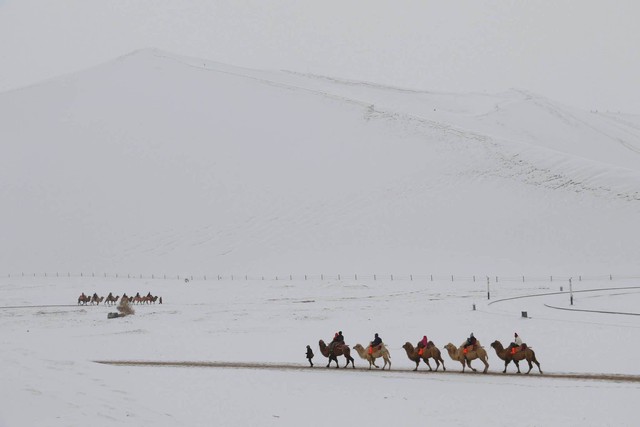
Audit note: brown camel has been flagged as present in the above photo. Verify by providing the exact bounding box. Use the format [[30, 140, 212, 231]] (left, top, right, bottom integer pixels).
[[105, 294, 120, 306], [402, 342, 446, 372], [352, 343, 391, 370], [318, 340, 355, 368], [77, 293, 90, 305], [490, 340, 542, 374], [444, 342, 489, 373]]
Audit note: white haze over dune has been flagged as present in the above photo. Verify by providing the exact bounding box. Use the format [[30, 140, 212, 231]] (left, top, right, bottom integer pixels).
[[0, 1, 639, 114]]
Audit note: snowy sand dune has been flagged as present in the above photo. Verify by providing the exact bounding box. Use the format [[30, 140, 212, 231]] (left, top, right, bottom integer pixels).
[[2, 49, 640, 277]]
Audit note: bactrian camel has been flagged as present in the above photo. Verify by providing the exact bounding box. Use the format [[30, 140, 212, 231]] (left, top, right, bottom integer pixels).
[[444, 342, 489, 373], [402, 342, 446, 372], [318, 340, 355, 368], [490, 340, 542, 374], [352, 343, 391, 370]]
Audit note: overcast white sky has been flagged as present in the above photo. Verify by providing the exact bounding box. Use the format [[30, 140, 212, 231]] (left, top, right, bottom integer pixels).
[[1, 0, 638, 113]]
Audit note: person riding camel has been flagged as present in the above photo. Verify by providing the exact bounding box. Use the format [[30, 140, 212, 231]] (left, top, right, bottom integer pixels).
[[417, 335, 428, 355], [327, 331, 344, 355], [369, 333, 382, 355], [510, 333, 524, 354], [464, 333, 477, 353]]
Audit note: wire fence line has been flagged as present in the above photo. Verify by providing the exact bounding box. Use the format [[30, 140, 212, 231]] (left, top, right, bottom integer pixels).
[[3, 271, 638, 283]]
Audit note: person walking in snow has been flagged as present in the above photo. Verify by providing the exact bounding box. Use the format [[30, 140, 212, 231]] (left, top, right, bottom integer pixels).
[[305, 345, 314, 367]]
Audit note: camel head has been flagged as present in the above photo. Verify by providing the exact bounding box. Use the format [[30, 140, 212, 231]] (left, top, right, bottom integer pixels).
[[444, 343, 457, 353]]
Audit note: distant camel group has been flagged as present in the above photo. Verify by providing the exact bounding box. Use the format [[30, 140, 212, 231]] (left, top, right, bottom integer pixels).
[[317, 337, 542, 375], [77, 292, 162, 306]]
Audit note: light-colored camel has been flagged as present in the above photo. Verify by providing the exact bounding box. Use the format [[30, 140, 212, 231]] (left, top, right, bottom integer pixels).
[[402, 342, 446, 372], [352, 343, 391, 370], [318, 340, 355, 368], [490, 340, 542, 374], [444, 342, 489, 373]]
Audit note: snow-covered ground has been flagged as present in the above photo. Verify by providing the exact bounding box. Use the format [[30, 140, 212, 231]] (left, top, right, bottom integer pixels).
[[1, 49, 640, 426], [1, 275, 638, 426]]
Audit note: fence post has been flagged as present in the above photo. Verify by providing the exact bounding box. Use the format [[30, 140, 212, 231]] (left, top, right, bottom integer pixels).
[[522, 275, 525, 282], [391, 274, 393, 281], [569, 277, 574, 305], [430, 274, 433, 281], [374, 274, 376, 281], [410, 274, 413, 281], [451, 275, 454, 282]]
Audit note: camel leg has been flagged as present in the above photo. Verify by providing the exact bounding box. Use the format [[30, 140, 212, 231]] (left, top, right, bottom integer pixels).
[[482, 357, 489, 374], [466, 358, 477, 373], [526, 359, 533, 374], [440, 357, 446, 371], [424, 358, 433, 371], [503, 360, 509, 374], [370, 356, 380, 369], [350, 356, 355, 368], [533, 356, 542, 374], [514, 360, 521, 374], [413, 359, 419, 371]]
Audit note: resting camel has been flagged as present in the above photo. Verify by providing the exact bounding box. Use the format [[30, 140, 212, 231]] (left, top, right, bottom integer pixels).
[[402, 342, 446, 372], [352, 343, 391, 370], [318, 340, 355, 368], [444, 342, 489, 373], [490, 340, 542, 374]]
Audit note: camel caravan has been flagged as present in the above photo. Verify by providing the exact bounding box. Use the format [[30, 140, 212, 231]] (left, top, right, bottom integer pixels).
[[313, 332, 541, 375], [77, 292, 163, 306]]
